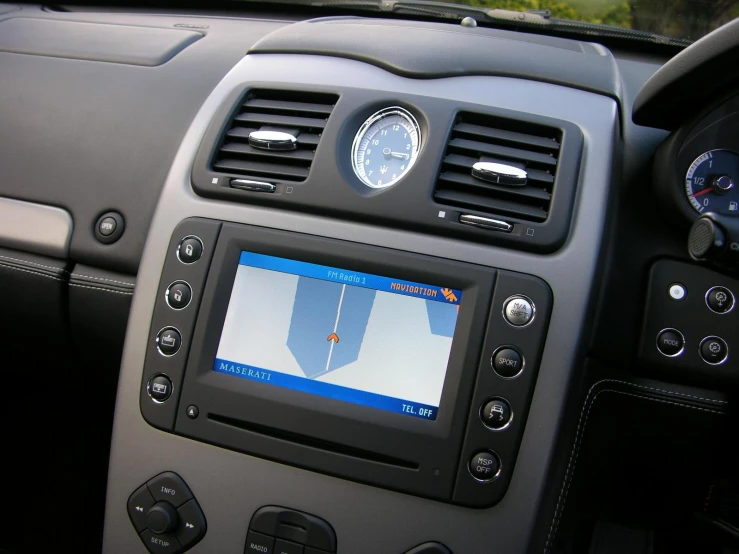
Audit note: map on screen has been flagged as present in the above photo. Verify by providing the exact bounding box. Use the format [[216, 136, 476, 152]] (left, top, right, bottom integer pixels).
[[214, 252, 462, 420]]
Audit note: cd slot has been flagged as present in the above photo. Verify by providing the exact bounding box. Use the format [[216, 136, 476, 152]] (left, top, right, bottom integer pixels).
[[208, 413, 420, 470]]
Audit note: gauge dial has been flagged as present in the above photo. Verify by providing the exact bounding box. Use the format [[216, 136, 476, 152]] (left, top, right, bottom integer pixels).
[[351, 107, 421, 189], [685, 150, 739, 216]]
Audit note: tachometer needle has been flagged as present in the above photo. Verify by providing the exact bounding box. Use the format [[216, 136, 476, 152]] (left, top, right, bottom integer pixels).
[[692, 187, 714, 198], [390, 152, 410, 160]]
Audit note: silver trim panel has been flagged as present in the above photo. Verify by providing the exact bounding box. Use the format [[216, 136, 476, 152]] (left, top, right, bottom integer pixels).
[[0, 196, 72, 258], [103, 53, 618, 554]]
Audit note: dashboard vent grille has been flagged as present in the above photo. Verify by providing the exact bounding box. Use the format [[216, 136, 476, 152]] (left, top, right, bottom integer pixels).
[[211, 89, 339, 182], [434, 113, 562, 222]]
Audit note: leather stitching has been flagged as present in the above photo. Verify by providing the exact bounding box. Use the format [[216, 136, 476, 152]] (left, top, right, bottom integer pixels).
[[543, 382, 726, 553], [70, 274, 135, 287], [0, 263, 65, 281], [69, 283, 133, 296], [0, 254, 67, 274]]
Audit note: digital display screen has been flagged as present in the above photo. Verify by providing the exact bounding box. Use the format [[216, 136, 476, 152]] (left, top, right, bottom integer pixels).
[[214, 252, 463, 420]]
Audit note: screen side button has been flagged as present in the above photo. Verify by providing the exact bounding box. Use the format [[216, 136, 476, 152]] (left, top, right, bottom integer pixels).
[[246, 531, 275, 554], [491, 347, 524, 378]]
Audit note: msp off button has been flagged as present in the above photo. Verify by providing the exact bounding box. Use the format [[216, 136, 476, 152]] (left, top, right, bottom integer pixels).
[[468, 451, 501, 482]]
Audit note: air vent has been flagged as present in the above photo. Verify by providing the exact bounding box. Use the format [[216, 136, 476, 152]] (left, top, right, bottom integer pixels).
[[211, 89, 339, 182], [434, 113, 562, 223]]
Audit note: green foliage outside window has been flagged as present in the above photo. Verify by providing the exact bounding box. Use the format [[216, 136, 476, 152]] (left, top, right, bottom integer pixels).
[[448, 0, 739, 41]]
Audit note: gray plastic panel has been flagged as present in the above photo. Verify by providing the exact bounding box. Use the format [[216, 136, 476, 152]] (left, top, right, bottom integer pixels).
[[0, 7, 288, 274], [103, 54, 617, 554], [0, 195, 72, 257], [250, 17, 622, 101], [0, 17, 201, 66]]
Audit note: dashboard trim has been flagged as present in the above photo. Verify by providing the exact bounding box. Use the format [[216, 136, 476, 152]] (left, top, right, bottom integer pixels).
[[0, 196, 72, 258], [103, 53, 618, 554]]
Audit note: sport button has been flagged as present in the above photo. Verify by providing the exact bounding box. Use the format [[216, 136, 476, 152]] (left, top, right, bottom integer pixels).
[[492, 347, 523, 378]]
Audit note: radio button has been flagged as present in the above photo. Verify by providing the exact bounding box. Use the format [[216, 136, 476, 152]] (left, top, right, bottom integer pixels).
[[492, 347, 523, 378], [481, 399, 512, 430], [468, 451, 501, 482], [246, 531, 275, 554]]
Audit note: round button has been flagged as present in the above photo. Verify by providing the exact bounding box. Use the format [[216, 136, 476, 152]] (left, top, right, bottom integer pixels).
[[492, 347, 524, 378], [156, 327, 182, 357], [166, 281, 192, 310], [146, 501, 179, 534], [706, 286, 735, 314], [468, 451, 501, 482], [147, 374, 173, 403], [186, 405, 199, 419], [178, 236, 203, 264], [503, 295, 535, 326], [481, 398, 512, 430], [656, 328, 685, 357], [94, 211, 125, 244], [700, 336, 728, 365], [98, 217, 117, 237], [668, 283, 686, 301]]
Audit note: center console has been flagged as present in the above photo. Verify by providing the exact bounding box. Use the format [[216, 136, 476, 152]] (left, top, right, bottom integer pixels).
[[140, 218, 551, 515], [103, 44, 618, 554]]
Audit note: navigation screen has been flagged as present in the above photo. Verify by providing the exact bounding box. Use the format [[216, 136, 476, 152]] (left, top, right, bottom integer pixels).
[[213, 252, 463, 420]]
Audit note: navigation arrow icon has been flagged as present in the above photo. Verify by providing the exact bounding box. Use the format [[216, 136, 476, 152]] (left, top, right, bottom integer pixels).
[[327, 333, 339, 343]]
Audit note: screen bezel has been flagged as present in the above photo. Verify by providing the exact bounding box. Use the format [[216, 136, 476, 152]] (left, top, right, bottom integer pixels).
[[176, 223, 495, 500]]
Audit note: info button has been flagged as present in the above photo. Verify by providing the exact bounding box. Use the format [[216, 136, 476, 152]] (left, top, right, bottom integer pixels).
[[492, 347, 524, 378]]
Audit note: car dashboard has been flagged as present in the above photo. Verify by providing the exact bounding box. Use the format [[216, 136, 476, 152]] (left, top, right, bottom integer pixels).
[[1, 4, 738, 554]]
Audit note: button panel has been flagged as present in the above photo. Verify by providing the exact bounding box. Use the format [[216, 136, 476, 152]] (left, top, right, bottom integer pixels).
[[248, 506, 337, 554], [140, 219, 222, 432], [128, 472, 206, 554], [453, 272, 552, 507], [639, 260, 738, 385]]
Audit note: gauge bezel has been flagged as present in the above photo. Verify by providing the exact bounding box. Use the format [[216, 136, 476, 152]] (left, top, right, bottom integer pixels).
[[685, 148, 739, 215], [350, 106, 422, 189]]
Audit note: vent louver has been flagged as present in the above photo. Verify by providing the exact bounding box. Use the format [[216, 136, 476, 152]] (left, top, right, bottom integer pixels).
[[211, 89, 339, 182], [434, 113, 562, 223]]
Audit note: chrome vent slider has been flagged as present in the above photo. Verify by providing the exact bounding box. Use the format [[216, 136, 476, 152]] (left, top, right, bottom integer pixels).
[[472, 162, 528, 186], [247, 130, 298, 151]]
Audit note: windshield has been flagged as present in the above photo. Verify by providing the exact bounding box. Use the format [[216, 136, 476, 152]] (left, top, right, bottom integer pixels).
[[444, 0, 739, 42]]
